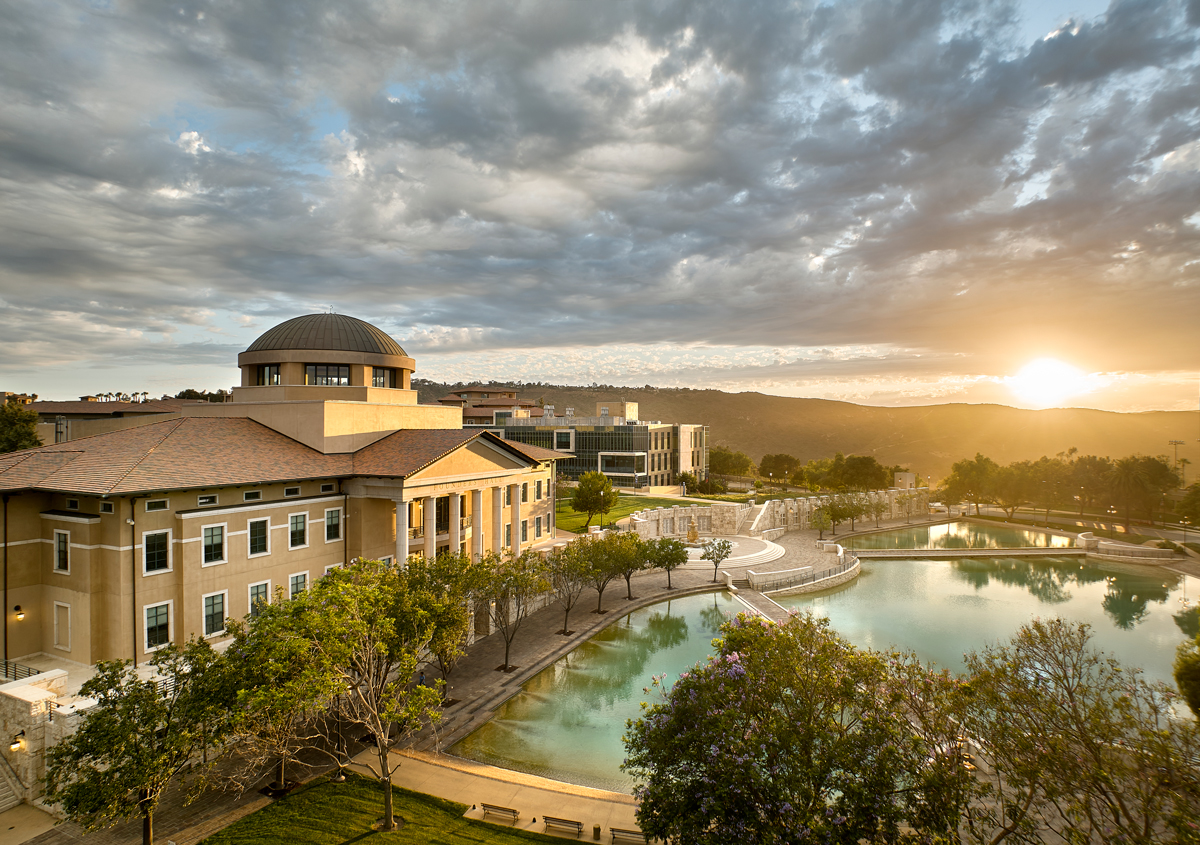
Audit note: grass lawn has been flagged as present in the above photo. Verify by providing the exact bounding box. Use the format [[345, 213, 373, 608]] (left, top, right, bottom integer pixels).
[[555, 493, 696, 533], [201, 772, 565, 845]]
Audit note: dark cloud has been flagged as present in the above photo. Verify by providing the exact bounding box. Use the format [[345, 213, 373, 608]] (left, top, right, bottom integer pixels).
[[0, 0, 1198, 403]]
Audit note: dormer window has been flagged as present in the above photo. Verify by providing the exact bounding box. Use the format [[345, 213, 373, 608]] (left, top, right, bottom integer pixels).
[[305, 365, 350, 386]]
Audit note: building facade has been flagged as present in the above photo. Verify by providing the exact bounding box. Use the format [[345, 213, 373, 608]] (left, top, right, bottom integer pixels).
[[0, 314, 562, 669], [474, 401, 709, 490]]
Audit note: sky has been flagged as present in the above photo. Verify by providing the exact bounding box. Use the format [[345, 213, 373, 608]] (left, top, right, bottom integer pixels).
[[1, 0, 1198, 412]]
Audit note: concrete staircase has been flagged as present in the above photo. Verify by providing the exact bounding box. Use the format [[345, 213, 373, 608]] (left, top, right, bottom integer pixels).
[[0, 765, 21, 813]]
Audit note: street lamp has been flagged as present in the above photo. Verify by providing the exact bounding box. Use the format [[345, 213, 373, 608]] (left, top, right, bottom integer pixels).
[[1183, 516, 1191, 548], [1078, 486, 1084, 518]]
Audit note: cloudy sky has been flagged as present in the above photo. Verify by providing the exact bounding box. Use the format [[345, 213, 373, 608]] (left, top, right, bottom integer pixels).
[[2, 0, 1198, 411]]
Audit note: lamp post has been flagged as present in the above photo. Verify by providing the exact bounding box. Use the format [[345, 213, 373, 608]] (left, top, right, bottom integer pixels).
[[1183, 517, 1191, 548], [1079, 486, 1084, 517]]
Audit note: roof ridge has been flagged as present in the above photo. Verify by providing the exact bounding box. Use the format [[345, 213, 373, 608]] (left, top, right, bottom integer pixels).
[[105, 417, 191, 493], [355, 428, 481, 478]]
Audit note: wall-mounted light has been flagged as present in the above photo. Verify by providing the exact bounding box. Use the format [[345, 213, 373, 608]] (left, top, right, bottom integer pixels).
[[13, 605, 23, 621], [9, 730, 24, 752]]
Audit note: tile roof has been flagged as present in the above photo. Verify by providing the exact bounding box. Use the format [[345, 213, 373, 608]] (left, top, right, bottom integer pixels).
[[30, 399, 195, 416], [0, 418, 564, 495], [499, 441, 571, 462]]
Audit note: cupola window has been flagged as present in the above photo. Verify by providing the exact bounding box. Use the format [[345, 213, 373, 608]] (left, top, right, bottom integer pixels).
[[372, 367, 397, 388], [256, 365, 280, 385], [305, 364, 350, 386]]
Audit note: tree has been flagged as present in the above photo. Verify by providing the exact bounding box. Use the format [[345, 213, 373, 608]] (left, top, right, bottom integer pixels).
[[700, 538, 732, 583], [0, 399, 41, 453], [546, 542, 589, 634], [843, 454, 890, 490], [623, 612, 972, 845], [811, 506, 831, 540], [615, 533, 648, 600], [1179, 483, 1200, 526], [222, 594, 339, 791], [581, 532, 624, 613], [1176, 636, 1200, 719], [645, 537, 688, 589], [405, 550, 487, 702], [758, 453, 801, 480], [867, 492, 890, 527], [43, 640, 232, 845], [992, 462, 1034, 518], [709, 445, 753, 476], [1106, 456, 1150, 529], [300, 559, 444, 830], [943, 453, 998, 515], [571, 471, 619, 529], [483, 549, 548, 671], [963, 618, 1200, 845]]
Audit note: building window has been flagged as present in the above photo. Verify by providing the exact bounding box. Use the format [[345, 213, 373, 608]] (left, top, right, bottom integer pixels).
[[244, 490, 262, 502], [372, 367, 396, 388], [145, 602, 171, 650], [203, 592, 227, 637], [202, 525, 225, 564], [284, 486, 300, 497], [536, 480, 542, 500], [324, 563, 343, 575], [65, 498, 79, 510], [144, 530, 170, 573], [257, 364, 280, 385], [290, 514, 307, 548], [505, 487, 511, 506], [555, 430, 572, 451], [521, 520, 528, 543], [198, 494, 218, 507], [53, 530, 70, 573], [54, 602, 70, 651], [100, 501, 115, 513], [146, 499, 169, 512], [320, 483, 335, 493], [325, 509, 341, 542], [305, 364, 350, 386], [289, 572, 307, 598], [249, 581, 269, 617], [248, 519, 269, 556], [521, 483, 528, 503], [535, 516, 543, 538], [504, 523, 511, 548]]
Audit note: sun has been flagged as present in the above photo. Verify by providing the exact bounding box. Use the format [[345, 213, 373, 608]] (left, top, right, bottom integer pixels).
[[1005, 358, 1095, 409]]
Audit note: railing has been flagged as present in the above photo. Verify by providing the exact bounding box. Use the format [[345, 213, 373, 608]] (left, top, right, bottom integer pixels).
[[407, 526, 424, 539], [1094, 543, 1176, 560], [0, 660, 40, 683], [748, 554, 859, 593], [459, 517, 471, 531]]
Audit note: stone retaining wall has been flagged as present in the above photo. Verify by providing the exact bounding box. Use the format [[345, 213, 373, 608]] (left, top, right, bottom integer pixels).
[[767, 559, 862, 597]]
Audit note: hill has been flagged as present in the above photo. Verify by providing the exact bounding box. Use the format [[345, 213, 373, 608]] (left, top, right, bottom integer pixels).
[[416, 381, 1199, 483]]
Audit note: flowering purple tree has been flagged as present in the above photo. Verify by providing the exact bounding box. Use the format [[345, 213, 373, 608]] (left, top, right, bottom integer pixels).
[[622, 612, 972, 844]]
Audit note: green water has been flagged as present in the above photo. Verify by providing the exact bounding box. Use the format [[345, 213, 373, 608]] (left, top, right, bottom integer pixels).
[[451, 523, 1199, 793], [775, 557, 1197, 683], [843, 521, 1074, 550], [449, 591, 737, 792]]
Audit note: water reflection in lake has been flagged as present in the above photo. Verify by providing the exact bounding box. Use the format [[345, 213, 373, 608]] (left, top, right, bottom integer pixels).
[[449, 591, 736, 792]]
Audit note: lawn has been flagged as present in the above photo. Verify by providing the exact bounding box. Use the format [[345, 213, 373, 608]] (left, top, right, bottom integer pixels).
[[555, 493, 697, 533], [201, 772, 565, 845]]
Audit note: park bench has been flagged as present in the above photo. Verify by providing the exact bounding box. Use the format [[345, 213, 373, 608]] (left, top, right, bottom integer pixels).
[[611, 827, 648, 842], [480, 802, 519, 822], [542, 815, 584, 835]]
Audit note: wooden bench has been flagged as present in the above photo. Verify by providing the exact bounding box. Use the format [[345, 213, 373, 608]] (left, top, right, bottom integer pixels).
[[480, 802, 519, 822], [611, 827, 648, 843], [542, 815, 584, 835]]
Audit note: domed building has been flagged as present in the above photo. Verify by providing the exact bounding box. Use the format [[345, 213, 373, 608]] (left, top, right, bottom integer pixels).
[[0, 314, 562, 724]]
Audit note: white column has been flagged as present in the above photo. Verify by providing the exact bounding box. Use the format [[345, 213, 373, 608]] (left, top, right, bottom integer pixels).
[[423, 495, 436, 559], [449, 492, 461, 555], [471, 489, 484, 561], [394, 499, 407, 565], [510, 483, 522, 554], [491, 486, 503, 553]]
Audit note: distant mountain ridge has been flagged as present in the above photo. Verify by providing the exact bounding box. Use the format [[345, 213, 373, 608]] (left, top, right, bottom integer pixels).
[[416, 381, 1199, 483]]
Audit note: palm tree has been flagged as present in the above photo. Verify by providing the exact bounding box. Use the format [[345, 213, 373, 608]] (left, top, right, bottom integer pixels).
[[1106, 457, 1149, 531], [1180, 457, 1191, 487]]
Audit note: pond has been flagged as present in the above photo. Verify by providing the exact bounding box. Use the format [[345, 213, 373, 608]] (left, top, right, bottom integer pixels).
[[450, 522, 1197, 793], [842, 520, 1074, 550], [449, 591, 737, 793]]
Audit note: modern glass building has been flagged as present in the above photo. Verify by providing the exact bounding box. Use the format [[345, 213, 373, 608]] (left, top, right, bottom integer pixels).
[[469, 401, 709, 490]]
